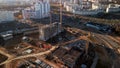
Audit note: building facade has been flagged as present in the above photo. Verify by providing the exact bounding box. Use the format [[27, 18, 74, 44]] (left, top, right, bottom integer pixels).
[[63, 0, 120, 15], [39, 22, 62, 41]]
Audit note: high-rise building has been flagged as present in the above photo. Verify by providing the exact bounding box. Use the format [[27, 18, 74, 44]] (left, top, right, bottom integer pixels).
[[22, 0, 50, 19]]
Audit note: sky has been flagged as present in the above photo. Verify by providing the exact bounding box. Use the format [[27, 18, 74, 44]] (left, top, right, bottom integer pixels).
[[0, 0, 30, 3]]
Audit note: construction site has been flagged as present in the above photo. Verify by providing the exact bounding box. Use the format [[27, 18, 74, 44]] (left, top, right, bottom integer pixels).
[[0, 0, 120, 68], [0, 18, 120, 68]]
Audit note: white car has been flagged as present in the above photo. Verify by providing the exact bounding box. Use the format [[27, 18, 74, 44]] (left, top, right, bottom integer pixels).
[[22, 36, 31, 42]]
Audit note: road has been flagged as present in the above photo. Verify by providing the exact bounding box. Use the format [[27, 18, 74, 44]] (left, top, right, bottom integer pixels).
[[0, 47, 14, 59], [92, 33, 120, 53], [0, 46, 57, 65], [60, 36, 88, 46]]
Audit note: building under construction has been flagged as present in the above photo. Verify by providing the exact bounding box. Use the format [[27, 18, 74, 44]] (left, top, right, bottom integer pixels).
[[39, 22, 62, 41], [45, 40, 96, 68]]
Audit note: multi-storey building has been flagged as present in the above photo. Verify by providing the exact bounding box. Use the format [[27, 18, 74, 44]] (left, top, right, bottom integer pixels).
[[22, 0, 50, 19], [64, 0, 120, 15]]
